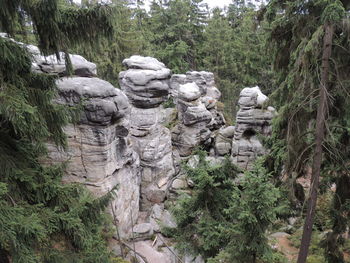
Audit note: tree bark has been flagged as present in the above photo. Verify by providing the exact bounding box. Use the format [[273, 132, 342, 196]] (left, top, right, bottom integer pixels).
[[296, 22, 334, 263]]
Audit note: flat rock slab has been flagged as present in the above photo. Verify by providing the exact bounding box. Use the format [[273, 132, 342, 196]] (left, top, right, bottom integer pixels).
[[134, 223, 153, 234], [134, 240, 173, 263]]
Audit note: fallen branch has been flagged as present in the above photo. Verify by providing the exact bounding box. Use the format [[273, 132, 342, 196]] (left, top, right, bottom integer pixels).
[[157, 234, 184, 263]]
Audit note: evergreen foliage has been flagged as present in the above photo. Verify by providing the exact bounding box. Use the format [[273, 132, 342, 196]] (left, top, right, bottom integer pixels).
[[200, 4, 274, 117], [169, 151, 285, 262], [0, 1, 116, 262], [75, 0, 147, 86], [146, 0, 207, 73], [169, 152, 238, 258], [71, 0, 275, 117], [263, 0, 350, 261]]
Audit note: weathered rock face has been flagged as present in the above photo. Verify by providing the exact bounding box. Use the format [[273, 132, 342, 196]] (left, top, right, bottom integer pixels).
[[170, 72, 225, 157], [231, 86, 276, 169], [1, 33, 97, 77], [119, 56, 176, 211], [20, 43, 274, 262], [32, 52, 97, 77], [215, 126, 235, 156], [46, 77, 141, 238], [119, 55, 171, 109], [170, 71, 221, 100]]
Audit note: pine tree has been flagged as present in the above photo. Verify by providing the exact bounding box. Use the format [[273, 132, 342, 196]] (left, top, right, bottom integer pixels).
[[0, 1, 117, 262], [74, 0, 147, 86], [200, 3, 274, 118], [146, 0, 206, 73], [169, 152, 284, 262], [264, 0, 350, 261], [208, 161, 285, 263]]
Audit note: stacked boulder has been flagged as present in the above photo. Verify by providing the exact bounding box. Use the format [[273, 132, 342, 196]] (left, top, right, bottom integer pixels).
[[46, 77, 141, 238], [32, 51, 97, 77], [231, 87, 276, 169], [214, 126, 236, 156], [0, 33, 97, 77], [170, 71, 225, 157], [119, 56, 176, 211]]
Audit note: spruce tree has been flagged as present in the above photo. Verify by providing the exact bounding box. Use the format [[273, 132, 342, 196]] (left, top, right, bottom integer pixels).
[[0, 1, 117, 262], [74, 0, 147, 86], [264, 0, 350, 261], [200, 3, 274, 118], [146, 0, 206, 73], [170, 152, 284, 262]]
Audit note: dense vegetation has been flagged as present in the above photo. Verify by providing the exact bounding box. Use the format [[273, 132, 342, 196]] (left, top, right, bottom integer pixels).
[[0, 1, 116, 262], [77, 0, 274, 118], [1, 0, 350, 262], [166, 152, 287, 263]]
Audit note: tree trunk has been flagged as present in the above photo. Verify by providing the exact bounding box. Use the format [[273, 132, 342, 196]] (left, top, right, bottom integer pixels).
[[296, 22, 334, 263]]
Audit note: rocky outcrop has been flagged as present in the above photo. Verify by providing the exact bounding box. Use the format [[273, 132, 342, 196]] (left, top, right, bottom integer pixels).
[[12, 34, 275, 260], [119, 56, 176, 211], [32, 52, 97, 77], [1, 33, 97, 77], [170, 72, 225, 157], [231, 87, 276, 169], [170, 71, 221, 100], [46, 77, 141, 238], [10, 30, 279, 262], [214, 126, 235, 156]]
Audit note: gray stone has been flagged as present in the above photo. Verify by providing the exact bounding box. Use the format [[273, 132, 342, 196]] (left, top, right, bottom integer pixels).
[[171, 71, 225, 157], [231, 87, 275, 169], [206, 86, 221, 100], [119, 56, 171, 109], [201, 96, 217, 109], [215, 126, 235, 156], [220, 126, 235, 138], [36, 52, 97, 77], [123, 55, 167, 71], [46, 76, 141, 239], [172, 178, 188, 189], [169, 74, 186, 98], [183, 103, 212, 126], [133, 240, 176, 263], [178, 83, 202, 102], [0, 36, 97, 77], [56, 77, 129, 126], [238, 86, 268, 109], [184, 71, 215, 95], [134, 223, 153, 234], [150, 204, 177, 231]]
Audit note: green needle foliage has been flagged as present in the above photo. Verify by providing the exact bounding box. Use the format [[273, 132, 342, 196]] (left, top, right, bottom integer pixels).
[[0, 1, 116, 262], [169, 151, 285, 263], [263, 0, 350, 261], [200, 4, 275, 118], [146, 0, 207, 73], [212, 161, 287, 263]]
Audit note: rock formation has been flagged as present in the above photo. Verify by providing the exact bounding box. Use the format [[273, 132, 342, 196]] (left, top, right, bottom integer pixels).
[[170, 71, 225, 157], [1, 33, 97, 78], [214, 126, 236, 156], [231, 86, 276, 169], [10, 33, 275, 262], [46, 77, 141, 238], [119, 56, 176, 211], [0, 27, 284, 263]]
